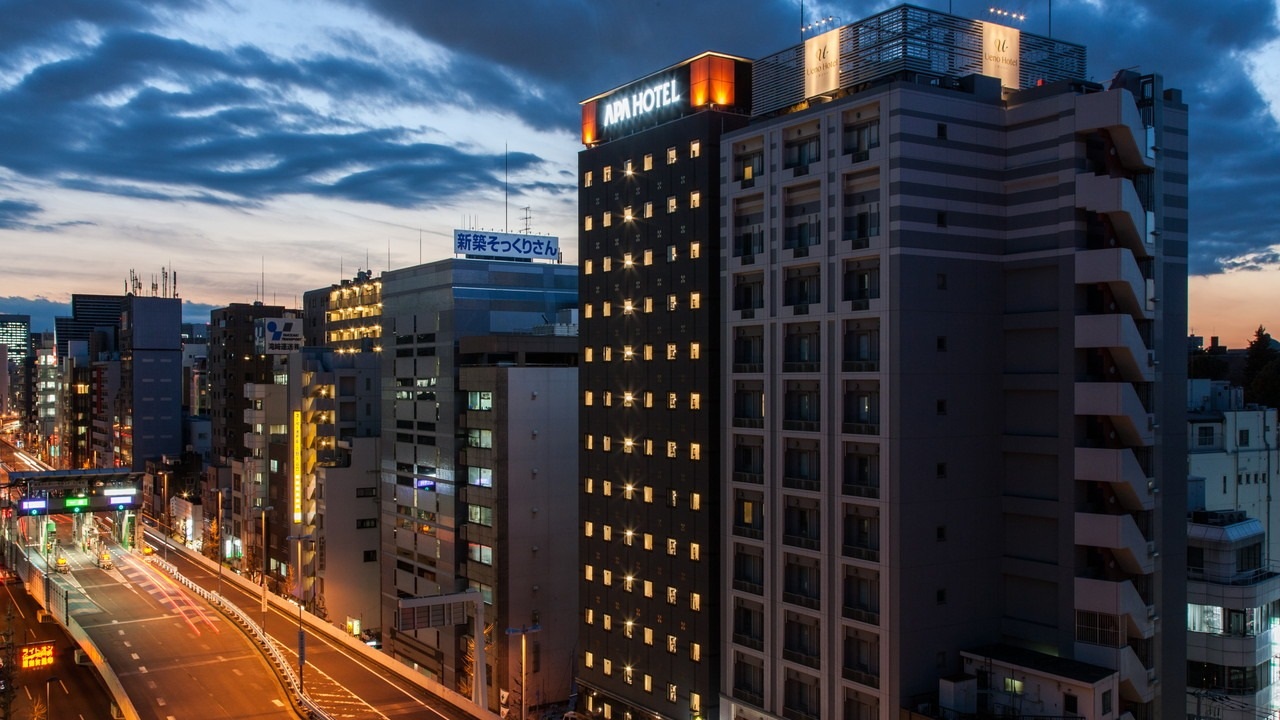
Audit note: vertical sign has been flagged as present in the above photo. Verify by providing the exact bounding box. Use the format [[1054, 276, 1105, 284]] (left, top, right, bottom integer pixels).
[[804, 27, 841, 98], [292, 410, 302, 523], [981, 21, 1021, 88]]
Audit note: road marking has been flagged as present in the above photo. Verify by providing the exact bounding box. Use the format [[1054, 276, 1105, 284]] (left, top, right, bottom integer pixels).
[[130, 653, 139, 660], [272, 699, 285, 707], [157, 698, 167, 706], [139, 666, 148, 673]]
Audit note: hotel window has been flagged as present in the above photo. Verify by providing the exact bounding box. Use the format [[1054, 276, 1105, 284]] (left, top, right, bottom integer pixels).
[[602, 346, 611, 361], [603, 390, 612, 406], [668, 392, 678, 409], [644, 675, 653, 693], [584, 521, 593, 537], [602, 569, 612, 585], [623, 391, 634, 406], [644, 486, 654, 503], [584, 171, 593, 187], [602, 256, 612, 271], [603, 211, 612, 227], [691, 643, 702, 662], [644, 201, 653, 218], [584, 565, 594, 581], [623, 438, 634, 453], [644, 153, 653, 170], [644, 626, 654, 644], [668, 294, 678, 311], [623, 345, 634, 360], [690, 191, 701, 209], [667, 196, 677, 213], [623, 206, 633, 222], [667, 538, 678, 555], [667, 441, 677, 457], [690, 393, 701, 410], [691, 693, 702, 713], [603, 165, 613, 181], [623, 252, 633, 267], [690, 241, 701, 258], [624, 665, 633, 682], [584, 259, 593, 275], [602, 658, 612, 675], [584, 651, 594, 668], [583, 304, 592, 319], [690, 592, 701, 610], [602, 436, 611, 451], [667, 244, 678, 261], [690, 542, 700, 560], [690, 492, 701, 510], [584, 434, 593, 450], [643, 297, 653, 314], [584, 216, 593, 231], [603, 614, 612, 631], [690, 342, 700, 359], [602, 302, 611, 317], [624, 529, 634, 545], [667, 586, 677, 604], [690, 139, 701, 158], [690, 292, 701, 309], [584, 477, 593, 493], [602, 480, 612, 496], [624, 159, 633, 174], [644, 439, 654, 455], [667, 635, 678, 654], [644, 533, 653, 550], [669, 489, 678, 506], [667, 343, 678, 360], [644, 392, 654, 407], [643, 248, 653, 265], [667, 147, 677, 164], [585, 608, 594, 624], [623, 300, 634, 315], [602, 525, 612, 541]]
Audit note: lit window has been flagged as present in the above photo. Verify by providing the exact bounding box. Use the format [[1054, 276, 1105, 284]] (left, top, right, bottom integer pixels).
[[689, 393, 701, 410], [602, 302, 611, 317], [667, 635, 678, 653], [690, 343, 700, 359], [690, 443, 701, 460], [623, 252, 633, 267], [603, 166, 612, 182], [585, 651, 594, 668], [690, 139, 701, 158], [667, 245, 677, 261], [624, 664, 634, 682], [623, 391, 634, 406], [690, 191, 701, 208], [690, 542, 700, 560], [644, 626, 654, 643], [602, 480, 612, 496], [643, 297, 653, 314], [602, 525, 612, 541], [642, 343, 653, 360], [584, 434, 593, 450], [667, 586, 677, 604], [667, 441, 677, 457], [644, 201, 653, 218], [643, 249, 653, 265], [690, 241, 701, 259], [690, 592, 701, 610], [691, 693, 702, 712], [602, 346, 611, 361], [667, 294, 678, 311], [644, 392, 653, 407], [667, 538, 678, 555], [602, 657, 612, 675], [602, 256, 612, 272], [584, 565, 594, 581], [668, 392, 678, 409], [603, 390, 612, 406], [624, 575, 634, 592], [583, 304, 592, 319], [584, 259, 593, 275], [584, 347, 593, 362], [691, 643, 701, 662], [584, 521, 594, 537], [602, 614, 612, 630], [623, 484, 635, 500], [624, 529, 634, 545], [669, 489, 678, 507], [644, 674, 653, 692], [623, 206, 634, 222], [584, 216, 593, 231], [667, 147, 677, 164], [623, 345, 634, 360], [667, 343, 677, 360], [584, 171, 593, 187], [623, 300, 634, 315], [690, 492, 701, 510], [644, 154, 653, 170], [667, 196, 677, 213], [602, 569, 612, 585], [644, 439, 653, 455], [603, 211, 612, 227], [584, 477, 593, 493], [690, 292, 701, 309], [602, 435, 611, 451], [623, 438, 634, 453], [623, 159, 633, 174], [643, 533, 653, 550], [585, 608, 594, 624], [643, 486, 654, 503]]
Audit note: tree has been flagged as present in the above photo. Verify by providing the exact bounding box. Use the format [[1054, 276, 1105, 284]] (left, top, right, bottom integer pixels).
[[1244, 326, 1279, 401], [1250, 358, 1280, 410], [1188, 349, 1229, 380]]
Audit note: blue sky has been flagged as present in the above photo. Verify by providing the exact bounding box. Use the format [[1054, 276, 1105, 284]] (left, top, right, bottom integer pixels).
[[1, 0, 1279, 343]]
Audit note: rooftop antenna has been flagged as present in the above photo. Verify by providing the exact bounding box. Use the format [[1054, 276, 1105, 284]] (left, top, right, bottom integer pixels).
[[521, 206, 532, 234], [173, 270, 178, 299], [504, 143, 509, 232], [261, 256, 265, 304], [419, 229, 423, 265], [387, 238, 391, 272]]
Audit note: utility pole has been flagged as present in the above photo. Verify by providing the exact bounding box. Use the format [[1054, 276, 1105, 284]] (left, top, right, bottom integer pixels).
[[0, 605, 15, 720]]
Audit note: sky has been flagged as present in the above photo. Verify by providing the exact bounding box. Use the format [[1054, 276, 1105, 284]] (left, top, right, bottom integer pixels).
[[1, 0, 1279, 346]]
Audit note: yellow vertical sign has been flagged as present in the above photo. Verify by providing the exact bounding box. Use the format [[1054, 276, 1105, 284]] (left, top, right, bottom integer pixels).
[[292, 410, 302, 523]]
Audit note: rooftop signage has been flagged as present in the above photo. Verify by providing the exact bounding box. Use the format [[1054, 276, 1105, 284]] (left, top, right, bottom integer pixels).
[[980, 21, 1021, 88], [255, 318, 303, 354]]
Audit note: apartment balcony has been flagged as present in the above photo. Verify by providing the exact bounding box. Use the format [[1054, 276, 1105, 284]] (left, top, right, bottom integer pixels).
[[1075, 382, 1154, 446], [842, 604, 880, 625], [1188, 627, 1275, 669], [1075, 314, 1153, 383], [783, 532, 820, 551], [1075, 447, 1155, 511], [733, 471, 764, 485], [842, 543, 880, 563], [783, 474, 821, 492], [1075, 248, 1152, 319], [732, 632, 765, 652], [1075, 173, 1152, 256], [243, 407, 266, 426], [733, 524, 765, 540], [733, 578, 764, 596], [782, 590, 821, 610], [732, 686, 764, 709], [243, 432, 266, 451], [1075, 643, 1156, 704], [1075, 89, 1153, 171], [782, 647, 821, 669], [1075, 511, 1155, 575], [1075, 576, 1155, 639], [842, 666, 880, 689]]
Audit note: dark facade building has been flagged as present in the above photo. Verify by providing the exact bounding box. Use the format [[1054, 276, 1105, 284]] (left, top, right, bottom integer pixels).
[[577, 52, 752, 720], [208, 302, 287, 463]]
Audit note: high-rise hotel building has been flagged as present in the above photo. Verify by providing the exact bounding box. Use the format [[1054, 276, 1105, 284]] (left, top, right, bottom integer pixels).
[[578, 53, 752, 720], [583, 5, 1188, 720]]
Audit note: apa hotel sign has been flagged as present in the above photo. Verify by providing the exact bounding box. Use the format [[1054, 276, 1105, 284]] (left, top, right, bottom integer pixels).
[[600, 78, 682, 129], [980, 21, 1021, 88]]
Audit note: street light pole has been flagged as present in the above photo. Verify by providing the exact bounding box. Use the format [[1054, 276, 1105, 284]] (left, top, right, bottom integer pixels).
[[505, 623, 541, 720], [215, 487, 229, 599], [44, 676, 58, 719], [161, 471, 170, 563], [253, 505, 274, 634], [287, 533, 313, 692]]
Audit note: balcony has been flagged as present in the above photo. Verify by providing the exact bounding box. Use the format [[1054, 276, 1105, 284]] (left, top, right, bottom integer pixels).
[[733, 471, 764, 485], [1188, 627, 1275, 668], [783, 474, 821, 492], [243, 432, 266, 451], [1075, 447, 1155, 511], [783, 591, 820, 610], [1075, 173, 1150, 256], [842, 604, 879, 625], [842, 479, 879, 499], [842, 543, 879, 563], [1075, 89, 1153, 171], [783, 532, 820, 551], [734, 416, 765, 429], [842, 667, 880, 689], [1076, 576, 1155, 639], [732, 632, 765, 652], [732, 687, 764, 708], [734, 524, 765, 540], [1075, 314, 1153, 383], [1075, 511, 1155, 575], [1075, 248, 1152, 319], [1074, 643, 1155, 704], [782, 647, 821, 669], [1075, 382, 1154, 446], [733, 578, 764, 596]]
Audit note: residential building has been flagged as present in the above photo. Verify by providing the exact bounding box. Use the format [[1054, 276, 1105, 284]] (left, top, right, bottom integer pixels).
[[379, 257, 576, 703], [577, 51, 753, 720], [302, 269, 383, 354]]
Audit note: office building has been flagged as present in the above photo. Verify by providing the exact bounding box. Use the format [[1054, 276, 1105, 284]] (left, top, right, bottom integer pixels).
[[0, 314, 30, 416], [580, 6, 1187, 719], [577, 51, 753, 720], [379, 257, 576, 702], [118, 295, 182, 470]]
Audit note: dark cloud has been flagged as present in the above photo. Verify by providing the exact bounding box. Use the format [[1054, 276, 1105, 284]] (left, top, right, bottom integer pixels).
[[0, 199, 41, 229]]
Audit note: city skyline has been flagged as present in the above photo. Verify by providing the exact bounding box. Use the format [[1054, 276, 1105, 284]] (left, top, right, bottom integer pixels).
[[2, 0, 1279, 346]]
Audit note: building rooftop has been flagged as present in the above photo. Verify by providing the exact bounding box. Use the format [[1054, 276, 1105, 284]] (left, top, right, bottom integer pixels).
[[966, 644, 1114, 684]]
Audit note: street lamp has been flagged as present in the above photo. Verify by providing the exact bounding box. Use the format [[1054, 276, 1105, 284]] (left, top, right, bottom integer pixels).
[[160, 470, 170, 562], [286, 533, 313, 691], [214, 487, 230, 599], [44, 676, 59, 719], [252, 505, 273, 633], [505, 624, 541, 720]]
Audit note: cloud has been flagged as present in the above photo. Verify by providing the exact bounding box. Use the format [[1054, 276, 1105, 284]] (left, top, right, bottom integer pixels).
[[0, 199, 41, 228]]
